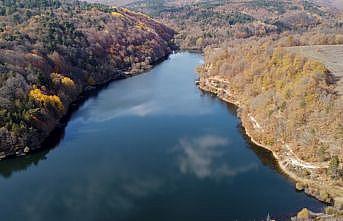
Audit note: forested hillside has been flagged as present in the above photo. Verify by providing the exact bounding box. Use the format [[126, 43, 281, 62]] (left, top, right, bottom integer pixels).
[[125, 0, 341, 50], [197, 30, 343, 209], [0, 0, 175, 158], [87, 0, 342, 50]]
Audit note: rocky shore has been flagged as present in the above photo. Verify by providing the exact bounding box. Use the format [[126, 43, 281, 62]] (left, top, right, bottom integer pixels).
[[197, 76, 343, 217]]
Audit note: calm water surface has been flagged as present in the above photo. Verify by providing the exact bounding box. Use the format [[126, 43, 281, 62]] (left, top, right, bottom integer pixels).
[[0, 53, 322, 221]]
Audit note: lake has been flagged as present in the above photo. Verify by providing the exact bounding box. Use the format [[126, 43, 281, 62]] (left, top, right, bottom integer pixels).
[[0, 52, 322, 221]]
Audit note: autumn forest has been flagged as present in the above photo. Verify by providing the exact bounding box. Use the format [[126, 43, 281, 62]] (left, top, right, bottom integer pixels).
[[0, 0, 343, 220]]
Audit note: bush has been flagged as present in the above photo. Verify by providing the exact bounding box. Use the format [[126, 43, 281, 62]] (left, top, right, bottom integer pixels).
[[328, 155, 341, 179]]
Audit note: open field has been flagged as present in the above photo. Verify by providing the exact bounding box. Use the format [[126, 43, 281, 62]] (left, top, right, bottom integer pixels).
[[84, 0, 138, 6], [288, 45, 343, 95], [318, 0, 343, 10]]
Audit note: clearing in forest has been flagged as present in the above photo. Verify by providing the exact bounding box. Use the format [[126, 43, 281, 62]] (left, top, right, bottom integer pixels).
[[287, 45, 343, 95]]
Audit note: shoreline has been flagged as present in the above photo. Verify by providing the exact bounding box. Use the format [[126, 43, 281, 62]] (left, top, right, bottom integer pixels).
[[0, 52, 174, 161], [198, 83, 304, 182], [197, 80, 343, 212]]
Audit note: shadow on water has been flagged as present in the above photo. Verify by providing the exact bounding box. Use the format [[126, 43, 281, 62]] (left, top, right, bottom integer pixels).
[[0, 54, 172, 178], [0, 79, 121, 178], [199, 90, 284, 176], [221, 97, 297, 180], [221, 98, 325, 219]]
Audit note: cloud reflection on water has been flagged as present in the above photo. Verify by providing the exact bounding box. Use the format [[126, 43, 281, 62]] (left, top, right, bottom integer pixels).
[[175, 135, 258, 179], [72, 98, 213, 125]]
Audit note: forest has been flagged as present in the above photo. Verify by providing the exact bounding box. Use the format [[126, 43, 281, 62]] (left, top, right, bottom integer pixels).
[[198, 36, 341, 165], [197, 22, 343, 208], [0, 0, 175, 157], [126, 0, 343, 50]]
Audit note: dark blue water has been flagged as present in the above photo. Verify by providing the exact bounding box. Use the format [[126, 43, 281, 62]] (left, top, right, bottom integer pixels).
[[0, 53, 322, 221]]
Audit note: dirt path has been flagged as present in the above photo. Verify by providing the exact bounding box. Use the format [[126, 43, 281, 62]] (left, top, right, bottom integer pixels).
[[283, 144, 329, 169], [204, 76, 331, 171]]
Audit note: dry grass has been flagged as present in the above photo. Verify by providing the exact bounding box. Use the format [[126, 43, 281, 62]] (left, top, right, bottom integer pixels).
[[317, 0, 343, 10], [84, 0, 138, 6], [287, 45, 343, 95]]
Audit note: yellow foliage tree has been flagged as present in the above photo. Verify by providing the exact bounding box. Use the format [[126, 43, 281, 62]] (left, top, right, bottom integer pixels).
[[29, 88, 64, 112], [111, 12, 124, 18], [51, 73, 75, 89], [61, 76, 75, 88]]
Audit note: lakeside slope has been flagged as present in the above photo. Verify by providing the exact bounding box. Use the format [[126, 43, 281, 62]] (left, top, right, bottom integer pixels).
[[0, 0, 175, 158], [197, 41, 343, 213]]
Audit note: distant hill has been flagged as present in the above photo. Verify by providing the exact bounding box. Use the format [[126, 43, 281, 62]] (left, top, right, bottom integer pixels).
[[126, 0, 338, 50], [83, 0, 203, 7]]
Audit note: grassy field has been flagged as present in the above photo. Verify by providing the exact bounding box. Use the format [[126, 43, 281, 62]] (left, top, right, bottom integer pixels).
[[84, 0, 138, 6], [288, 45, 343, 95], [318, 0, 343, 10]]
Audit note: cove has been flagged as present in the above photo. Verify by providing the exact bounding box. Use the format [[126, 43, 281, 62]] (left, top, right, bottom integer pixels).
[[0, 52, 323, 221]]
